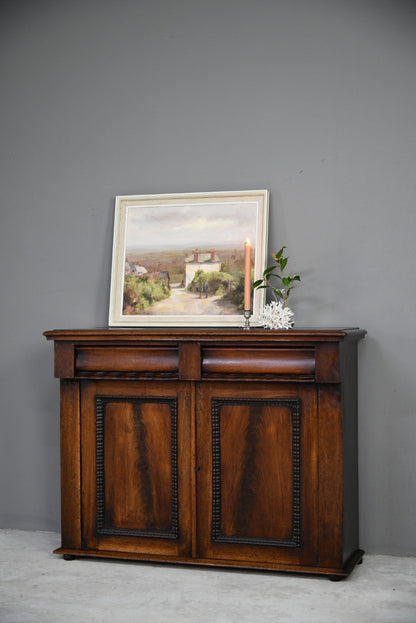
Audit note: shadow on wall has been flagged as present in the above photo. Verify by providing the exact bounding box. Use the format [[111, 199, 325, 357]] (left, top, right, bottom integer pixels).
[[358, 336, 416, 555], [1, 344, 61, 531]]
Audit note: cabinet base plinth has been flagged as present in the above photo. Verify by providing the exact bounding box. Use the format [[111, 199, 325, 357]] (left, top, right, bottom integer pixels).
[[53, 548, 364, 579]]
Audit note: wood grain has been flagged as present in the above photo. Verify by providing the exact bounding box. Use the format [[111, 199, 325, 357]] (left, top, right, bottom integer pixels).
[[59, 380, 81, 548], [202, 347, 315, 376], [81, 380, 192, 557], [216, 401, 295, 542], [196, 382, 318, 566], [102, 399, 174, 533], [76, 346, 178, 373]]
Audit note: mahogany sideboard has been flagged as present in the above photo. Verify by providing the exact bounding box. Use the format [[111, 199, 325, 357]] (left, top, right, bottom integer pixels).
[[44, 327, 366, 579]]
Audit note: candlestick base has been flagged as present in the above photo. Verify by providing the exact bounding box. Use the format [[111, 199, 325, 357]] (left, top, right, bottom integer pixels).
[[243, 309, 251, 330]]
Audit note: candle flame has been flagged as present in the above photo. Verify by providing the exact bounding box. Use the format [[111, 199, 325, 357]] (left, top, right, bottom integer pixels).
[[245, 238, 251, 245]]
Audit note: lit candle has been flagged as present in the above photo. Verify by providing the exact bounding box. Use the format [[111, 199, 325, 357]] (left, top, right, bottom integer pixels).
[[244, 238, 252, 310]]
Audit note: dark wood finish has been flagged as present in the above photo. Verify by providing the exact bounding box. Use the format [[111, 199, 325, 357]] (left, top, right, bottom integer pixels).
[[54, 342, 75, 378], [318, 385, 343, 569], [178, 342, 201, 381], [59, 380, 81, 548], [201, 347, 315, 377], [44, 327, 366, 578], [315, 343, 340, 383], [80, 380, 192, 557], [196, 383, 318, 566], [76, 346, 178, 374]]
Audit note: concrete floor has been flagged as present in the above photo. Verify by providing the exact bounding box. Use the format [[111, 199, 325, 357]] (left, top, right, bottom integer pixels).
[[0, 530, 415, 623]]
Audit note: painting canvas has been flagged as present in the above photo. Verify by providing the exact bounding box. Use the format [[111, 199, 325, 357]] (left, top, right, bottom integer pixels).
[[109, 190, 269, 326]]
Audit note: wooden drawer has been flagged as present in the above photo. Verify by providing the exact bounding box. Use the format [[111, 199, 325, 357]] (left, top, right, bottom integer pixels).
[[201, 347, 315, 378], [75, 346, 179, 375]]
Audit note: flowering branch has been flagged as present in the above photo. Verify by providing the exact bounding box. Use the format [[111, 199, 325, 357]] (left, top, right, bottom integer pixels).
[[253, 246, 300, 307]]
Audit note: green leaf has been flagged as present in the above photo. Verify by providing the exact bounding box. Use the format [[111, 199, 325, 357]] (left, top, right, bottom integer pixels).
[[274, 246, 286, 260], [255, 246, 301, 301]]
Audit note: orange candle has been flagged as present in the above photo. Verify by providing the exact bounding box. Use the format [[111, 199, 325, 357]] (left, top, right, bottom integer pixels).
[[244, 239, 252, 310]]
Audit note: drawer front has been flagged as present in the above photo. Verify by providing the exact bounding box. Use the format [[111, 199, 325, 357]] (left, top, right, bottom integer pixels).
[[202, 347, 315, 378], [75, 347, 179, 375]]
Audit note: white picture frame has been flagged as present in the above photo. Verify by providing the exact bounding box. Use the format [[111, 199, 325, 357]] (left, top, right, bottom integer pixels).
[[108, 190, 269, 327]]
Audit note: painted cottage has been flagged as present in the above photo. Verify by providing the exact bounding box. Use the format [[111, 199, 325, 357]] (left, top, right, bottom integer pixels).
[[184, 249, 221, 287]]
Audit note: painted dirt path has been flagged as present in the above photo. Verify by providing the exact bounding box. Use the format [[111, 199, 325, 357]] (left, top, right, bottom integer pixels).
[[146, 284, 237, 315]]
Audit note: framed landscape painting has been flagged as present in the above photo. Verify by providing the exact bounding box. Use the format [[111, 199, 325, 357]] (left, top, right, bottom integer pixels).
[[108, 190, 269, 326]]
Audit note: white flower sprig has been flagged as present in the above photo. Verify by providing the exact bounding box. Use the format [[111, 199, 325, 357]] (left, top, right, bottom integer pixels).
[[260, 301, 294, 330]]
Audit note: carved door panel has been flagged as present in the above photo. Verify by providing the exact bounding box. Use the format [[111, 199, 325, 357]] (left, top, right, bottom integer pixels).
[[80, 380, 192, 557], [196, 382, 318, 566]]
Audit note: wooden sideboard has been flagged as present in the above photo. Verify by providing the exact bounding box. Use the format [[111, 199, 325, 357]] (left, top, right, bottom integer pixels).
[[44, 327, 366, 579]]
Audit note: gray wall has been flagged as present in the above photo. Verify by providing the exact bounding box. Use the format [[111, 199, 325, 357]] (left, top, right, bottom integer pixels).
[[1, 0, 415, 556]]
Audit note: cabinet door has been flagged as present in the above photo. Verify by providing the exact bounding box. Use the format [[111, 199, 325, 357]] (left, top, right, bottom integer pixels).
[[196, 382, 318, 567], [80, 380, 192, 558]]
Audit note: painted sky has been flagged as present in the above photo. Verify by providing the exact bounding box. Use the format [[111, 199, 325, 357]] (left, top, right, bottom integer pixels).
[[125, 202, 258, 251]]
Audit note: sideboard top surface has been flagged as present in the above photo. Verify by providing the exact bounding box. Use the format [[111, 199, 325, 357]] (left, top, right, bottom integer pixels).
[[44, 327, 366, 344]]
